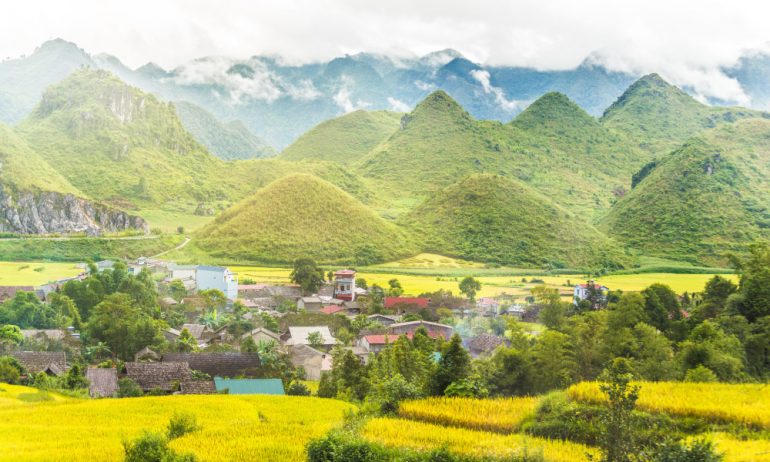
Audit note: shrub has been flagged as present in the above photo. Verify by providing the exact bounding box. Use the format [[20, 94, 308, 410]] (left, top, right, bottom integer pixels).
[[167, 412, 199, 440], [123, 431, 197, 462], [684, 366, 718, 383], [287, 382, 311, 396], [369, 374, 421, 415], [0, 355, 25, 384], [117, 378, 143, 398]]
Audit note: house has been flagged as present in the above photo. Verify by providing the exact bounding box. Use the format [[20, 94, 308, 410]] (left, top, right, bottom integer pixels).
[[390, 320, 454, 340], [0, 286, 37, 302], [358, 331, 442, 354], [214, 377, 285, 395], [506, 304, 526, 319], [180, 380, 217, 394], [297, 296, 323, 311], [170, 264, 197, 282], [12, 351, 67, 376], [573, 282, 608, 306], [86, 368, 118, 398], [134, 346, 161, 362], [384, 297, 430, 310], [320, 305, 347, 315], [367, 314, 399, 326], [465, 334, 508, 358], [476, 297, 499, 314], [285, 326, 337, 348], [332, 269, 357, 301], [124, 361, 193, 393], [179, 323, 228, 345], [163, 328, 181, 342], [95, 260, 115, 272], [241, 327, 281, 345], [289, 344, 333, 380], [161, 353, 261, 378], [197, 266, 238, 300]]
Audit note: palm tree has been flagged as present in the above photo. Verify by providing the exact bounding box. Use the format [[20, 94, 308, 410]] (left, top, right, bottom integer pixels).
[[85, 341, 112, 361]]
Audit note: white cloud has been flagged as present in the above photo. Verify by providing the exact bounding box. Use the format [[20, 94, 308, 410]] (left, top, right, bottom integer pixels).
[[3, 0, 770, 102], [414, 80, 435, 92], [387, 97, 410, 112], [470, 69, 523, 112], [333, 79, 371, 113]]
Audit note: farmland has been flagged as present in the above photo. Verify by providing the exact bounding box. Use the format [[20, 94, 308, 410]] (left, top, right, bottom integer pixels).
[[0, 384, 352, 462], [0, 261, 82, 285], [398, 396, 538, 433]]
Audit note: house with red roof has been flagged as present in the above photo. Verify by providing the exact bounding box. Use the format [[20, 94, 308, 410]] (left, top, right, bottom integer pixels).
[[357, 331, 442, 354], [573, 281, 608, 306], [390, 320, 454, 340], [383, 297, 430, 310]]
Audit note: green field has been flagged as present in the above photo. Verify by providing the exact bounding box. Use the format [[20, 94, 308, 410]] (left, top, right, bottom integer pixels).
[[0, 261, 83, 285]]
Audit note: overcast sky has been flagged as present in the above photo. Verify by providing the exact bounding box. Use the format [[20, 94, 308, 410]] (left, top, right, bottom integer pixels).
[[2, 0, 769, 101]]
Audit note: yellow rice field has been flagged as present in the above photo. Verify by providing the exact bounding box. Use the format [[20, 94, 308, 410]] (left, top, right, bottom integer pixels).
[[568, 382, 770, 428], [0, 261, 82, 286], [0, 384, 353, 462], [710, 433, 770, 462], [362, 417, 597, 462], [398, 396, 539, 433]]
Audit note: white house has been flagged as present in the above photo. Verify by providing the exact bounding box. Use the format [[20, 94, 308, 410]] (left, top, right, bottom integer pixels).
[[573, 282, 608, 305], [197, 266, 239, 301], [170, 264, 197, 281]]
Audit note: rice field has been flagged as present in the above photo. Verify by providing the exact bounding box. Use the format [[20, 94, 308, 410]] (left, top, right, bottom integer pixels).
[[398, 396, 539, 433], [709, 433, 770, 462], [361, 417, 597, 462], [568, 382, 770, 428], [0, 384, 353, 462], [0, 261, 82, 286]]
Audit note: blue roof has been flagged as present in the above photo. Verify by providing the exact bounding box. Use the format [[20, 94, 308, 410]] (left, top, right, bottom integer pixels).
[[197, 265, 227, 272], [214, 377, 285, 395]]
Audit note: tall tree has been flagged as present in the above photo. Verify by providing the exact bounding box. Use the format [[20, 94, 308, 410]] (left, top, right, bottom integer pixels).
[[290, 258, 324, 295], [458, 277, 482, 303], [429, 334, 470, 395]]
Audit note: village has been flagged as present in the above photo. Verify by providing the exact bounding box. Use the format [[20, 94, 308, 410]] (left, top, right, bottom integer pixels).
[[0, 256, 608, 399]]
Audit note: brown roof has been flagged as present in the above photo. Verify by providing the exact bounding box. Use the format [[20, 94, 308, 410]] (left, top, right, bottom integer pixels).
[[86, 368, 118, 398], [161, 353, 261, 378], [12, 351, 67, 375], [0, 286, 36, 300], [125, 362, 192, 391], [134, 347, 160, 362], [180, 380, 216, 394]]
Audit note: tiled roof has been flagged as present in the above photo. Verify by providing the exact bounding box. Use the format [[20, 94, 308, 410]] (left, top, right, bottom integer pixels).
[[362, 331, 441, 345], [321, 305, 346, 314], [86, 368, 118, 398], [180, 380, 216, 394], [384, 297, 429, 308], [286, 326, 336, 346], [12, 351, 67, 375], [125, 362, 192, 391], [161, 353, 261, 378]]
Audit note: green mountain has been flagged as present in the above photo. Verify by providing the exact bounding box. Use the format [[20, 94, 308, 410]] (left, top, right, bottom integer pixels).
[[357, 90, 640, 219], [601, 73, 768, 154], [173, 101, 275, 160], [194, 174, 415, 264], [281, 110, 402, 163], [401, 174, 628, 269], [601, 118, 770, 265]]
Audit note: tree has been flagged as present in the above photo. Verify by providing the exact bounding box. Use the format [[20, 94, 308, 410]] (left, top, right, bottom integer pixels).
[[290, 259, 325, 295], [597, 358, 640, 462], [0, 324, 22, 352], [307, 331, 324, 349], [240, 335, 258, 353], [641, 284, 681, 335], [84, 341, 112, 362], [530, 330, 576, 393], [117, 378, 144, 398], [387, 279, 403, 297], [86, 293, 164, 360], [731, 242, 770, 322], [168, 280, 187, 302], [286, 381, 311, 396], [63, 363, 89, 390], [50, 293, 82, 331], [458, 277, 481, 303], [429, 334, 470, 396], [684, 365, 718, 383], [199, 289, 226, 311], [0, 291, 60, 328], [0, 355, 24, 384], [354, 244, 384, 266], [532, 286, 565, 331], [176, 328, 198, 352]]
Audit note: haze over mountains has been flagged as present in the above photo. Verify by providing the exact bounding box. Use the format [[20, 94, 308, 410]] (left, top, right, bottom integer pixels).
[[0, 38, 768, 268], [6, 38, 770, 150]]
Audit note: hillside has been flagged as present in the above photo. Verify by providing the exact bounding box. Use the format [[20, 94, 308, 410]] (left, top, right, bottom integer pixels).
[[601, 119, 770, 264], [173, 101, 275, 160], [358, 91, 640, 218], [401, 174, 628, 269], [280, 110, 402, 163], [195, 174, 416, 264], [601, 73, 769, 154]]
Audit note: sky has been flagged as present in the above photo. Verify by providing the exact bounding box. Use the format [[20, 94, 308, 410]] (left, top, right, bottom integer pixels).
[[2, 0, 770, 102]]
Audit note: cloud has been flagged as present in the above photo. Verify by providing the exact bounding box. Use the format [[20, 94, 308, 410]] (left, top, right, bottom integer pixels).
[[333, 78, 371, 112], [387, 97, 410, 112], [470, 69, 523, 112], [414, 80, 435, 92]]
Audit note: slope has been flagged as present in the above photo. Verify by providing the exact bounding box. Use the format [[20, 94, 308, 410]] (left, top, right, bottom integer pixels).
[[401, 174, 628, 269], [601, 73, 769, 155], [173, 101, 275, 160], [195, 174, 416, 264], [601, 119, 770, 264], [280, 110, 402, 163], [358, 91, 640, 219]]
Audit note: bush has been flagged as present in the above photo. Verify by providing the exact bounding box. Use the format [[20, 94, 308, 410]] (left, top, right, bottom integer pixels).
[[123, 431, 197, 462], [0, 356, 25, 384], [167, 412, 199, 440], [287, 381, 311, 396], [369, 374, 420, 415], [684, 366, 718, 383], [117, 378, 143, 398], [644, 438, 723, 462]]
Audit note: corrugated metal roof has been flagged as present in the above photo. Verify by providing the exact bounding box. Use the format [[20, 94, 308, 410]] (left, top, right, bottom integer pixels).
[[214, 378, 285, 395]]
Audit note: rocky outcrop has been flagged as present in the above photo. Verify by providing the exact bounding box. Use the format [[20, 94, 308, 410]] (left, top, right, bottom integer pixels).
[[0, 188, 148, 235]]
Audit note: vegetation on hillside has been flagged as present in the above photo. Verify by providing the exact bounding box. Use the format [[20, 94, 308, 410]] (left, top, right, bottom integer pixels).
[[195, 174, 416, 264], [401, 174, 629, 269]]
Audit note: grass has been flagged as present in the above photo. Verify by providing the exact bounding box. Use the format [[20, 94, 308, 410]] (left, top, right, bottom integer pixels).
[[0, 261, 82, 285], [568, 382, 770, 429], [0, 384, 353, 462], [398, 397, 539, 433], [0, 234, 185, 262], [137, 209, 215, 234], [362, 417, 597, 462]]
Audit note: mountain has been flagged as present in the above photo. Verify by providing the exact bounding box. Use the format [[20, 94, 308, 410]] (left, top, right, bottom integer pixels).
[[357, 91, 640, 219], [601, 74, 769, 154], [0, 39, 94, 124], [601, 119, 770, 265], [401, 174, 628, 269], [0, 123, 146, 234], [173, 101, 275, 160], [281, 110, 402, 163], [194, 174, 415, 264]]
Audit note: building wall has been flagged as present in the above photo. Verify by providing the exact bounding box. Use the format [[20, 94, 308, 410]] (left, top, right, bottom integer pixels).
[[197, 267, 238, 300]]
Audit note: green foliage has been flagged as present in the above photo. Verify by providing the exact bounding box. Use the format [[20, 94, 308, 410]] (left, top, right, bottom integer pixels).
[[430, 334, 471, 396], [0, 234, 185, 262], [117, 377, 143, 398], [458, 277, 481, 302], [166, 412, 199, 440], [195, 174, 415, 264], [0, 324, 23, 351], [287, 381, 311, 396], [401, 174, 629, 269], [86, 293, 164, 360], [123, 431, 197, 462], [0, 355, 24, 384], [0, 291, 60, 328], [597, 358, 641, 462], [290, 258, 325, 295], [684, 366, 718, 383]]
